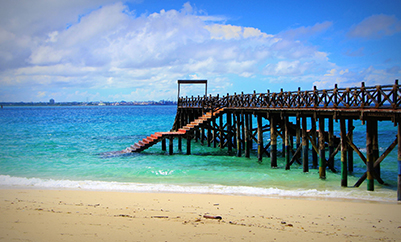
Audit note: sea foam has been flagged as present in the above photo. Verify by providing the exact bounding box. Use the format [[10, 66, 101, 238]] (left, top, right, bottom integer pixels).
[[0, 175, 395, 202]]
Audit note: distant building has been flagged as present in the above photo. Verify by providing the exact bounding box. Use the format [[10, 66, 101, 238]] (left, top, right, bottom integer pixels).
[[49, 99, 55, 104]]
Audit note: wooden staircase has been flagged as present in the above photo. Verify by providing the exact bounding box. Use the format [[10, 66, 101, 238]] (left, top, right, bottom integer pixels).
[[121, 108, 225, 153]]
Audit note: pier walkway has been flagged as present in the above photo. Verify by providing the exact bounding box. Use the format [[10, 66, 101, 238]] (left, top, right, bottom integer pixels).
[[123, 80, 401, 200]]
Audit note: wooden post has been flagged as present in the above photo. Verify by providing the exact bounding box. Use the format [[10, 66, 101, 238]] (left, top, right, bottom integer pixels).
[[169, 137, 173, 155], [227, 112, 232, 153], [245, 113, 250, 158], [178, 137, 182, 152], [236, 113, 242, 157], [207, 118, 212, 147], [296, 117, 301, 160], [372, 120, 380, 178], [312, 116, 318, 168], [219, 115, 224, 149], [302, 116, 309, 172], [328, 118, 334, 168], [270, 115, 277, 168], [186, 135, 191, 155], [282, 116, 286, 158], [162, 138, 166, 151], [397, 121, 401, 201], [340, 119, 347, 187], [242, 113, 246, 157], [348, 119, 354, 173], [285, 116, 291, 170], [319, 117, 326, 179], [366, 119, 376, 191], [212, 116, 217, 148], [257, 114, 263, 163]]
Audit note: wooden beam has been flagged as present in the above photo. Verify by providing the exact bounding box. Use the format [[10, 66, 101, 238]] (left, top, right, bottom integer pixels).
[[340, 118, 347, 187], [302, 116, 309, 172], [257, 114, 263, 163], [319, 117, 326, 179]]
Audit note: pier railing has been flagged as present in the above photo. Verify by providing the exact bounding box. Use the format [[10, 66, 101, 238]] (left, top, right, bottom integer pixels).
[[178, 81, 400, 111]]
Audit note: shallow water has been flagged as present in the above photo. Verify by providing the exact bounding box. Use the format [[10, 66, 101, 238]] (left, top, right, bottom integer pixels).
[[0, 105, 399, 201]]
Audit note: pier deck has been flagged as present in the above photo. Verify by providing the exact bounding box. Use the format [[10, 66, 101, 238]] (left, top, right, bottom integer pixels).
[[124, 80, 401, 200]]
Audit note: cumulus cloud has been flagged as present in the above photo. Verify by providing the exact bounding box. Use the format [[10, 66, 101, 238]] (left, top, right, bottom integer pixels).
[[4, 1, 395, 102], [347, 14, 401, 39], [313, 65, 400, 89]]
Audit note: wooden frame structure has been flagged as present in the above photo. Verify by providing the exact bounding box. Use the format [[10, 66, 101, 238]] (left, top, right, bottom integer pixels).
[[125, 80, 401, 200]]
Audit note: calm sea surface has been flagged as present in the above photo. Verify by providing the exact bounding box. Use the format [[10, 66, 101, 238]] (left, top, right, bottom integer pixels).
[[0, 106, 399, 201]]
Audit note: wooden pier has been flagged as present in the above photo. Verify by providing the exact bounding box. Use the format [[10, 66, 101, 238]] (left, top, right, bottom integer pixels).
[[124, 80, 401, 200]]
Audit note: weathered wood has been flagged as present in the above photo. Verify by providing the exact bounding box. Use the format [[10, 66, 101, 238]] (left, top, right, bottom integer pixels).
[[236, 113, 242, 157], [169, 137, 173, 155], [340, 118, 347, 187], [354, 137, 397, 187], [311, 116, 318, 168], [270, 115, 277, 168], [302, 116, 309, 172], [186, 136, 191, 155], [398, 121, 401, 201], [347, 119, 354, 173], [285, 116, 291, 170], [319, 117, 326, 179], [227, 112, 232, 152], [244, 114, 251, 158], [257, 114, 263, 163], [328, 118, 334, 169], [162, 138, 166, 151], [366, 119, 376, 191]]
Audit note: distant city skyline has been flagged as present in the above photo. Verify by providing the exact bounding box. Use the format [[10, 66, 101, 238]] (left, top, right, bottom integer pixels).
[[1, 0, 400, 102]]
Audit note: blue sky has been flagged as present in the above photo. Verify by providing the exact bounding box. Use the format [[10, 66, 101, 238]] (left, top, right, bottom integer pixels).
[[0, 0, 400, 102]]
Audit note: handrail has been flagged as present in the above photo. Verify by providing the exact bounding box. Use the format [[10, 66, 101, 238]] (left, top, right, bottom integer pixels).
[[178, 80, 400, 111]]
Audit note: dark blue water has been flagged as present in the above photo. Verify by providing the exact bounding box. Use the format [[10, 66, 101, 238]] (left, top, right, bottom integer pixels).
[[0, 105, 399, 201]]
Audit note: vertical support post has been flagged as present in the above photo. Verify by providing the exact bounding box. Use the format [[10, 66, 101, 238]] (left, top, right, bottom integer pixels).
[[340, 118, 347, 187], [302, 116, 309, 172], [366, 119, 376, 191], [282, 116, 286, 158], [348, 119, 354, 173], [236, 113, 242, 157], [257, 114, 263, 163], [186, 135, 191, 155], [212, 116, 217, 148], [219, 114, 224, 149], [169, 137, 173, 155], [319, 117, 326, 179], [285, 116, 291, 170], [270, 115, 277, 168], [397, 121, 401, 201], [178, 137, 182, 152], [227, 112, 232, 153], [328, 118, 334, 167], [245, 113, 250, 158], [372, 120, 380, 178], [162, 138, 166, 151], [242, 113, 246, 156], [312, 115, 318, 168], [296, 117, 301, 159], [207, 118, 212, 147]]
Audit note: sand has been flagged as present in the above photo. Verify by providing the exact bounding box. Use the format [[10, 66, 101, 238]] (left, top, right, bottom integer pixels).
[[0, 189, 400, 241]]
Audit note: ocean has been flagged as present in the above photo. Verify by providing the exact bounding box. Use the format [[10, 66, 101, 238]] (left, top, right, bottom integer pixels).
[[0, 105, 399, 202]]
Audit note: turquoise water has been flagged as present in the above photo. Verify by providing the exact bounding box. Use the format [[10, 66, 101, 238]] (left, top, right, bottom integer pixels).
[[0, 106, 399, 201]]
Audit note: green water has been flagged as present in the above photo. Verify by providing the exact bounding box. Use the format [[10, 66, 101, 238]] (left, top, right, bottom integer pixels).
[[0, 106, 399, 201]]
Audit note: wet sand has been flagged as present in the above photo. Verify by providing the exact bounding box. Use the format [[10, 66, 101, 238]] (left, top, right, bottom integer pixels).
[[0, 189, 400, 241]]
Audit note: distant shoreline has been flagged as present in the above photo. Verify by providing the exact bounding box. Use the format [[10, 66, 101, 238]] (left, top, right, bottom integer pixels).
[[0, 100, 177, 107]]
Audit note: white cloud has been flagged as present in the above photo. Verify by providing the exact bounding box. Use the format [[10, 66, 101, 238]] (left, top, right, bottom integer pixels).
[[314, 66, 398, 89], [347, 14, 401, 39], [279, 21, 333, 40], [1, 2, 395, 102]]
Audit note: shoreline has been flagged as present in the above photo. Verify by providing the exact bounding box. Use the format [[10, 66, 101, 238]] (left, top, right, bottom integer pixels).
[[1, 189, 401, 241]]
